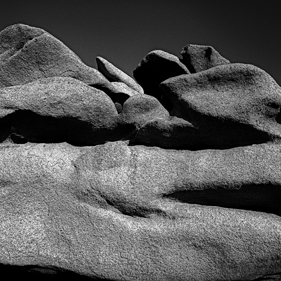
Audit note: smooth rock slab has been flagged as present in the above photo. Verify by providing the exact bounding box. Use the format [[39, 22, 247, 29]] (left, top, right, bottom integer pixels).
[[160, 63, 281, 148], [96, 56, 144, 94], [0, 141, 280, 280]]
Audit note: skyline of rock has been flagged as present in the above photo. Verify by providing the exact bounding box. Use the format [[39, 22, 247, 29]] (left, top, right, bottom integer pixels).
[[0, 23, 280, 281]]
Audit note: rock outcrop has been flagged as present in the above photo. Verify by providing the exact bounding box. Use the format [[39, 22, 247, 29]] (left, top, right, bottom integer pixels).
[[180, 44, 230, 73], [0, 24, 112, 88], [0, 77, 124, 145], [119, 94, 170, 128], [133, 50, 190, 103], [0, 23, 280, 281], [159, 63, 281, 148], [96, 56, 144, 94]]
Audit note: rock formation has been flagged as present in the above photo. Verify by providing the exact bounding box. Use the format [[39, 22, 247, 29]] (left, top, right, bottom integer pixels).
[[133, 50, 190, 103], [0, 23, 280, 281], [179, 44, 230, 73]]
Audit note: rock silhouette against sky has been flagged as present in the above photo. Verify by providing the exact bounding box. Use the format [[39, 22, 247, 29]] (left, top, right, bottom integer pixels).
[[0, 23, 280, 281]]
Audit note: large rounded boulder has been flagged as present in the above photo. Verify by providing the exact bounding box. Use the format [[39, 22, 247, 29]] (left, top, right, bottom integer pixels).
[[160, 63, 281, 148], [0, 24, 111, 89], [0, 77, 123, 145]]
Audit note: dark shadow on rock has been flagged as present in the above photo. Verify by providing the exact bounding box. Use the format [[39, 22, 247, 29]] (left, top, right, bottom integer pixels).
[[9, 132, 28, 144], [0, 110, 136, 146], [1, 108, 276, 150], [133, 50, 189, 101], [128, 115, 275, 151], [253, 273, 281, 280], [164, 184, 281, 217], [90, 83, 129, 105], [179, 51, 196, 73], [179, 44, 230, 73], [0, 264, 112, 280], [275, 110, 281, 124]]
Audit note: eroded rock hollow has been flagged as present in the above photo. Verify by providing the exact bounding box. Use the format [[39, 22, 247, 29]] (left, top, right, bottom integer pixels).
[[0, 24, 280, 281]]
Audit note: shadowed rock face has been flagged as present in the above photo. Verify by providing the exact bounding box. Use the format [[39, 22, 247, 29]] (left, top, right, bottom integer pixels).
[[179, 44, 230, 73], [0, 23, 281, 281], [133, 50, 190, 103], [158, 63, 281, 149]]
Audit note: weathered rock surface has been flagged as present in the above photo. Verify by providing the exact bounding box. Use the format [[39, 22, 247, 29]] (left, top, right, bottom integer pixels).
[[160, 63, 281, 148], [120, 94, 170, 128], [0, 77, 133, 145], [0, 141, 280, 280], [96, 56, 144, 94], [110, 81, 139, 104], [180, 44, 230, 73], [133, 50, 190, 101], [90, 79, 133, 106], [0, 24, 112, 90], [0, 23, 281, 281], [131, 116, 200, 149], [112, 81, 139, 96]]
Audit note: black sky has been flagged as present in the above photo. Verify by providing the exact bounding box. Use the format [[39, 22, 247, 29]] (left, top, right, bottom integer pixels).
[[1, 0, 281, 85]]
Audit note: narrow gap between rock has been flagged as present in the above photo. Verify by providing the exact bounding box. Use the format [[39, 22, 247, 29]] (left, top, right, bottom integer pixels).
[[1, 109, 280, 151], [102, 196, 169, 218], [163, 184, 281, 217], [0, 110, 134, 146], [275, 110, 281, 124], [0, 264, 110, 281]]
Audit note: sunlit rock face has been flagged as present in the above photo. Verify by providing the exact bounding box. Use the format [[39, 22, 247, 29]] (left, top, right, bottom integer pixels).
[[0, 23, 281, 281]]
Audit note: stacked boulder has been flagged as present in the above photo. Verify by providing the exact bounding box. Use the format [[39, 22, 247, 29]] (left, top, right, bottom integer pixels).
[[0, 23, 280, 281]]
